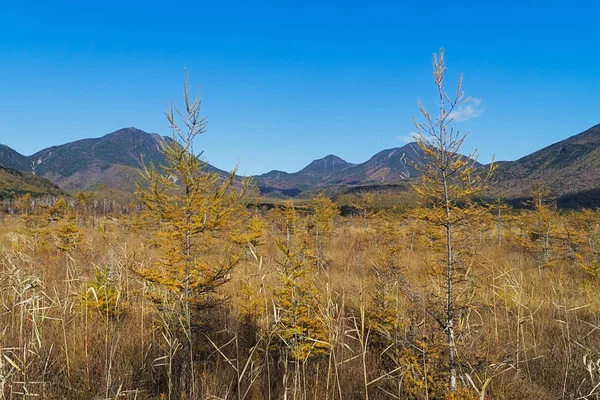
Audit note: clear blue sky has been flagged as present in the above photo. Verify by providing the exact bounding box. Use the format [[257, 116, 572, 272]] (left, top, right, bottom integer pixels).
[[1, 0, 599, 175]]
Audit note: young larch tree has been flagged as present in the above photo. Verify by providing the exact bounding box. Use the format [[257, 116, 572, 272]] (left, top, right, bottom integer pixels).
[[412, 49, 494, 393], [136, 74, 251, 398]]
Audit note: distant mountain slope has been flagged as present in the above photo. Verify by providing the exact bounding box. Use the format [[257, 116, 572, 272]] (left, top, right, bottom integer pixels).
[[492, 123, 600, 197], [5, 127, 228, 192], [3, 123, 600, 200], [0, 144, 30, 171], [255, 154, 355, 197], [327, 143, 429, 185], [297, 154, 353, 177], [0, 166, 63, 198], [28, 127, 171, 190], [255, 142, 482, 197]]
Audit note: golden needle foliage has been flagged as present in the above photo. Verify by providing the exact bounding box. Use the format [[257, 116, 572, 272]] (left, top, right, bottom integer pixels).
[[136, 76, 251, 305], [412, 49, 495, 393]]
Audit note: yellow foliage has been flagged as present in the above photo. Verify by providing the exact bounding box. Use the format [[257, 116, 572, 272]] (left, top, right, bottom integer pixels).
[[81, 268, 123, 319], [273, 242, 329, 361], [233, 214, 265, 248], [16, 193, 32, 215], [312, 193, 336, 239], [136, 105, 251, 305], [411, 49, 495, 395], [54, 219, 81, 253]]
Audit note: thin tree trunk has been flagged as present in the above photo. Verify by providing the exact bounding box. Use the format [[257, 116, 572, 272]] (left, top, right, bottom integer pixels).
[[443, 170, 457, 392], [184, 207, 195, 398], [497, 201, 503, 246]]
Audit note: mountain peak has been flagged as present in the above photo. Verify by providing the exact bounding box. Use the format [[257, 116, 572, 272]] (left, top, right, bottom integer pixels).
[[109, 127, 145, 134], [104, 127, 152, 140], [104, 127, 171, 147], [323, 154, 345, 161], [0, 143, 30, 170], [298, 154, 352, 176]]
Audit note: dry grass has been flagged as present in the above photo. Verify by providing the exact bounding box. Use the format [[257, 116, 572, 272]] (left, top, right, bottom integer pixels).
[[0, 205, 599, 399]]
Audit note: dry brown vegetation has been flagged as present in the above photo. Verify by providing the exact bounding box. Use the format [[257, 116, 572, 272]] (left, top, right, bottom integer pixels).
[[1, 193, 600, 399]]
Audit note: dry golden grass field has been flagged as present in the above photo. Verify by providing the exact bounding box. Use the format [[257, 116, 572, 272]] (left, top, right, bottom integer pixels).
[[1, 194, 600, 400]]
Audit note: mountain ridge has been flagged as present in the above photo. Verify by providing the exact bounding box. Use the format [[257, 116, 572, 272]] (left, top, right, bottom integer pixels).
[[0, 166, 63, 199], [1, 123, 600, 200], [2, 127, 230, 192], [492, 123, 600, 197], [0, 144, 31, 171]]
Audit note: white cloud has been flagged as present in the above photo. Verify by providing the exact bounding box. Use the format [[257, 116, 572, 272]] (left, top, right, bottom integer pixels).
[[396, 132, 418, 144], [448, 97, 484, 122]]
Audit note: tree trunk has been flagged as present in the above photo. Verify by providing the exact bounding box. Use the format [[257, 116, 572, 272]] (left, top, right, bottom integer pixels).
[[443, 170, 457, 392]]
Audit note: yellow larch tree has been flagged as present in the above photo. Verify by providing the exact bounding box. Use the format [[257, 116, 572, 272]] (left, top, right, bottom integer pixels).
[[312, 192, 337, 269], [273, 241, 328, 362], [136, 75, 251, 398], [412, 49, 494, 393]]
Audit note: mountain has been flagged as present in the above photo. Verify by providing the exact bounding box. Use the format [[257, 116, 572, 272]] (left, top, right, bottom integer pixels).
[[0, 144, 30, 171], [297, 155, 353, 177], [492, 123, 600, 197], [326, 143, 431, 185], [256, 154, 354, 197], [0, 166, 63, 199], [254, 142, 478, 197], [27, 127, 173, 191], [3, 123, 600, 201], [30, 127, 168, 175], [0, 127, 229, 192]]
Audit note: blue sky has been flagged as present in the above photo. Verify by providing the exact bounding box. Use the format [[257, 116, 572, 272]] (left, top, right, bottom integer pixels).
[[1, 1, 599, 175]]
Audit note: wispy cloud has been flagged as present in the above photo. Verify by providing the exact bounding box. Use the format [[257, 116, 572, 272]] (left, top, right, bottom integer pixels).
[[449, 97, 484, 122], [396, 132, 418, 144]]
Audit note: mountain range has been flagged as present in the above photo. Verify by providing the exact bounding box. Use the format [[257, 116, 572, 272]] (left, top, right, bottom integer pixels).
[[254, 143, 480, 197], [1, 124, 599, 202]]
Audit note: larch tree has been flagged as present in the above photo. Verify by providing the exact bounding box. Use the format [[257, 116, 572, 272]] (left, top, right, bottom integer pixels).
[[312, 192, 337, 269], [493, 196, 511, 246], [270, 201, 298, 247], [273, 241, 329, 362], [136, 74, 251, 398], [524, 186, 557, 267], [412, 49, 494, 392], [569, 208, 600, 277]]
